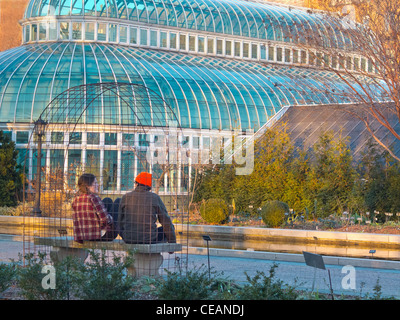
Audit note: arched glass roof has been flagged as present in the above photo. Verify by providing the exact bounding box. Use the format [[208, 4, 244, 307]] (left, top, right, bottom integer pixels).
[[0, 42, 369, 131], [23, 0, 355, 50]]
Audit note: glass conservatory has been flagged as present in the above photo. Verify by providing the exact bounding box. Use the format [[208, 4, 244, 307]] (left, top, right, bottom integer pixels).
[[0, 0, 383, 195]]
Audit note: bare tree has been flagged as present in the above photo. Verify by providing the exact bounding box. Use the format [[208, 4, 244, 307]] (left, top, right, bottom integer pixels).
[[287, 0, 400, 160]]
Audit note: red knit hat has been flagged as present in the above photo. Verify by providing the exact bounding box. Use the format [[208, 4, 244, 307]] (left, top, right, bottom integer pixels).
[[135, 172, 152, 187]]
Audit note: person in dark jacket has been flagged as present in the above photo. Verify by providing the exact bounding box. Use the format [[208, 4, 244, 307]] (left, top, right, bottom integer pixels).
[[118, 172, 176, 244]]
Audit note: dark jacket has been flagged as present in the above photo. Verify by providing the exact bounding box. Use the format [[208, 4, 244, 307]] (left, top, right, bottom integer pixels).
[[118, 185, 176, 244]]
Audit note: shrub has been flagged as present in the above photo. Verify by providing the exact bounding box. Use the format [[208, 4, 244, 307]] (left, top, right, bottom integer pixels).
[[260, 200, 289, 227], [200, 198, 229, 224], [0, 206, 17, 216], [72, 249, 135, 300], [16, 252, 73, 300], [156, 264, 231, 300], [235, 264, 299, 300], [0, 263, 15, 296]]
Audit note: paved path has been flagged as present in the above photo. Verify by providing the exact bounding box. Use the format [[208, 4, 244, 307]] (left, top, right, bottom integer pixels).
[[184, 253, 400, 299], [1, 234, 400, 299]]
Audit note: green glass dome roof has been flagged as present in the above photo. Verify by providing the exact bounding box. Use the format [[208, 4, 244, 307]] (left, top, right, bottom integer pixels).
[[23, 0, 354, 50], [0, 42, 366, 131]]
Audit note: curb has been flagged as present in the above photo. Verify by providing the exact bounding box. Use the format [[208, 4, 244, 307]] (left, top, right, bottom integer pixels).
[[185, 246, 400, 271]]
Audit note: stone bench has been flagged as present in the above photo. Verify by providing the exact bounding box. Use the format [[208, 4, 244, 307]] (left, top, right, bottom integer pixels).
[[34, 237, 182, 277]]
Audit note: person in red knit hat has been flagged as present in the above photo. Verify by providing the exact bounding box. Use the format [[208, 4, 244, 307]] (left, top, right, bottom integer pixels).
[[118, 172, 176, 244]]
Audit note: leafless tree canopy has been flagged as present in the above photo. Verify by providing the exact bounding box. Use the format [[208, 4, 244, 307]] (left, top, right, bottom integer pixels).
[[288, 0, 400, 160]]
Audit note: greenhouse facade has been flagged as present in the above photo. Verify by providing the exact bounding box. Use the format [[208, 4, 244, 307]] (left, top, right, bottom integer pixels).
[[0, 0, 379, 195]]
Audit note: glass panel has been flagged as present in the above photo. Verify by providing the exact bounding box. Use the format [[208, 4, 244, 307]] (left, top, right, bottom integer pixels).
[[217, 39, 223, 54], [150, 30, 157, 46], [130, 27, 137, 44], [234, 41, 240, 57], [361, 58, 366, 71], [59, 0, 71, 15], [203, 137, 210, 148], [309, 51, 315, 65], [16, 131, 29, 144], [85, 23, 95, 40], [170, 32, 176, 49], [32, 24, 38, 41], [121, 151, 135, 191], [49, 149, 64, 174], [140, 29, 148, 46], [323, 53, 329, 67], [107, 0, 118, 18], [147, 0, 158, 24], [354, 57, 359, 71], [179, 34, 186, 50], [137, 150, 149, 173], [39, 23, 47, 40], [96, 0, 107, 17], [32, 149, 47, 177], [268, 47, 274, 61], [165, 3, 177, 27], [120, 26, 128, 43], [105, 132, 117, 145], [189, 35, 195, 51], [70, 44, 84, 87], [368, 59, 373, 72], [225, 40, 232, 56], [152, 163, 164, 192], [72, 22, 82, 40], [346, 56, 352, 69], [160, 31, 167, 47], [16, 148, 26, 167], [137, 0, 148, 23], [207, 38, 214, 54], [243, 43, 249, 58], [98, 23, 107, 41], [49, 22, 57, 40], [276, 47, 282, 62], [71, 0, 83, 15], [68, 149, 81, 187], [293, 49, 299, 63], [69, 132, 82, 144], [87, 132, 100, 144], [316, 52, 322, 67], [285, 48, 291, 63], [252, 44, 258, 59], [25, 25, 30, 42], [155, 0, 167, 25], [260, 44, 266, 60], [198, 36, 204, 52], [51, 132, 64, 144], [139, 133, 149, 146], [103, 150, 118, 190], [2, 131, 11, 140], [109, 24, 117, 42], [85, 150, 100, 177], [122, 133, 135, 146], [59, 22, 69, 40], [301, 50, 307, 64], [331, 55, 338, 69], [84, 0, 96, 16]]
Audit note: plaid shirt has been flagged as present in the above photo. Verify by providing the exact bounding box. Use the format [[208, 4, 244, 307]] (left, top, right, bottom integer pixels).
[[71, 193, 113, 242]]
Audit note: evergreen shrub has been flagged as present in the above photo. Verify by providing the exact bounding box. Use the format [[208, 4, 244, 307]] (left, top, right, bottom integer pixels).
[[200, 198, 229, 224], [260, 200, 289, 227]]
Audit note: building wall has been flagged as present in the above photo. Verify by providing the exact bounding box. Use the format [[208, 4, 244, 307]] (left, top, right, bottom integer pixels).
[[0, 0, 29, 51]]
